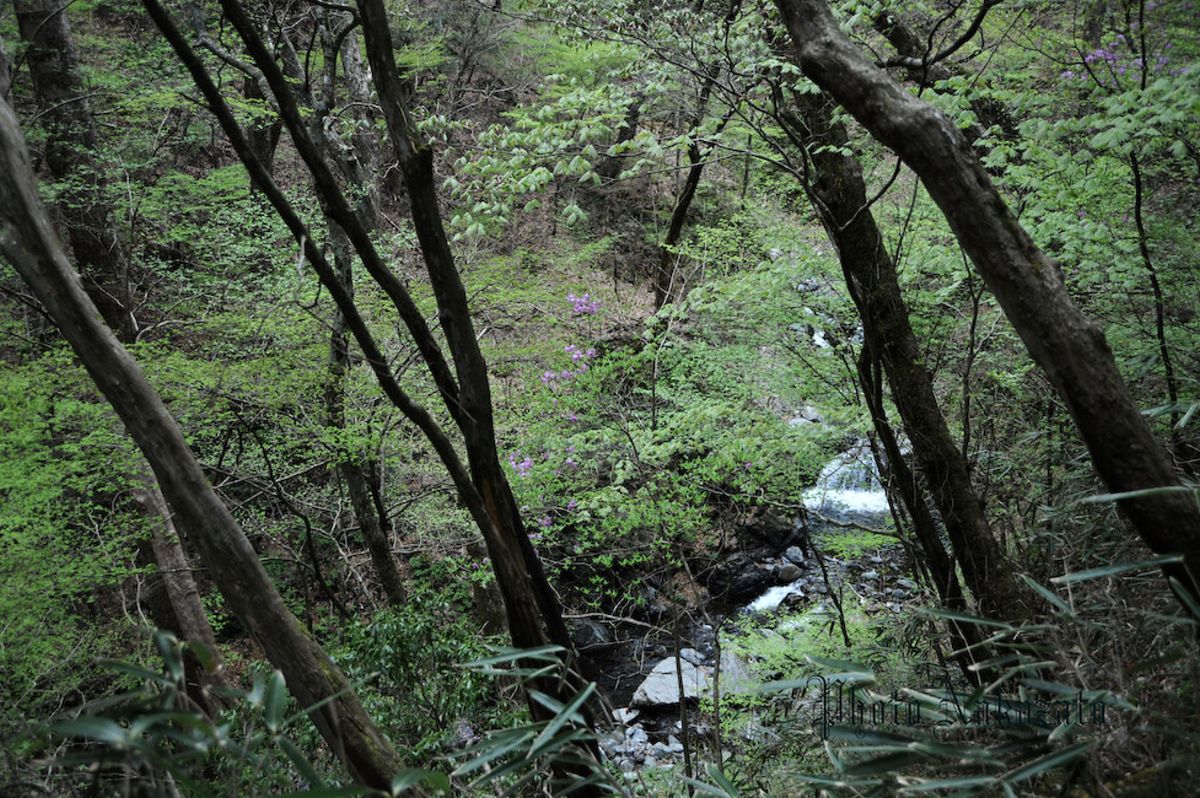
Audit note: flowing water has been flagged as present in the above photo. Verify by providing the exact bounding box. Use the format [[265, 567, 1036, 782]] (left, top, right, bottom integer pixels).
[[801, 443, 890, 517]]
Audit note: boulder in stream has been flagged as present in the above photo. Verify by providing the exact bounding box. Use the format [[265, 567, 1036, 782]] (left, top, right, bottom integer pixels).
[[631, 657, 707, 707]]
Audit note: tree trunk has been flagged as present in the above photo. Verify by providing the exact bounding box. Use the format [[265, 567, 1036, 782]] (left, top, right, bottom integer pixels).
[[243, 75, 281, 174], [325, 223, 407, 608], [296, 13, 406, 608], [656, 140, 706, 309], [352, 0, 580, 660], [0, 98, 405, 790], [775, 0, 1200, 611], [654, 1, 740, 310], [9, 4, 225, 670], [13, 0, 132, 339], [857, 347, 986, 681], [0, 34, 11, 102], [779, 87, 1022, 621], [133, 480, 229, 710]]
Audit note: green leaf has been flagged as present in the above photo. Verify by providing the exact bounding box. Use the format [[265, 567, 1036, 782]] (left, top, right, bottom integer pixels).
[[1079, 486, 1195, 504], [1003, 741, 1093, 784], [54, 717, 128, 747], [277, 736, 324, 789], [263, 670, 287, 732], [1018, 574, 1074, 615], [390, 768, 450, 794], [1051, 555, 1182, 584], [527, 682, 595, 759]]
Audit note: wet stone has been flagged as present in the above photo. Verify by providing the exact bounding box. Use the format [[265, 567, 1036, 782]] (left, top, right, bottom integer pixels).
[[776, 563, 803, 582]]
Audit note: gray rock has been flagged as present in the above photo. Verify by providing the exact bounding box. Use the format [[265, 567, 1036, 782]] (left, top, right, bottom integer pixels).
[[784, 546, 807, 565], [714, 649, 757, 695], [897, 578, 918, 591], [678, 647, 706, 666], [862, 569, 879, 580], [619, 758, 636, 772], [612, 707, 639, 724], [631, 659, 707, 706], [781, 591, 808, 611], [728, 565, 774, 602], [776, 563, 803, 582], [570, 619, 612, 649]]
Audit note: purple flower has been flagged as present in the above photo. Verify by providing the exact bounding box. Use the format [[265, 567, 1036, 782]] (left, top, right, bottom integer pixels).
[[567, 292, 600, 315], [566, 499, 578, 511], [509, 452, 534, 477], [538, 515, 552, 529]]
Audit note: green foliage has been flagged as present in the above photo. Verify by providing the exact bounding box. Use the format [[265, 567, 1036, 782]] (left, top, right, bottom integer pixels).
[[445, 76, 635, 239], [35, 631, 449, 797], [0, 349, 140, 743], [330, 581, 510, 762]]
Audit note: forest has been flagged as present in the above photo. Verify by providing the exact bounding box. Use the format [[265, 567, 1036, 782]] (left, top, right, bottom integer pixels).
[[1, 0, 1198, 795]]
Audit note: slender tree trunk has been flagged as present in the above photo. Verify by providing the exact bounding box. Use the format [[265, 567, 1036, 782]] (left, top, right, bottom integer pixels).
[[857, 347, 986, 681], [296, 14, 407, 608], [656, 141, 705, 309], [654, 1, 740, 310], [775, 0, 1200, 611], [243, 75, 281, 174], [1129, 152, 1188, 473], [13, 0, 132, 338], [780, 87, 1022, 621], [133, 480, 229, 709], [352, 0, 579, 659], [597, 92, 642, 181], [0, 99, 405, 788], [0, 34, 11, 102], [350, 1, 604, 780], [325, 224, 407, 607]]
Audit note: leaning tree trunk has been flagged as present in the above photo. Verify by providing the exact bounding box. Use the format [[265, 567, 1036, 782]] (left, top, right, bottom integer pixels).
[[872, 9, 1016, 143], [780, 87, 1023, 621], [774, 0, 1200, 610], [0, 99, 405, 791], [8, 7, 224, 680]]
